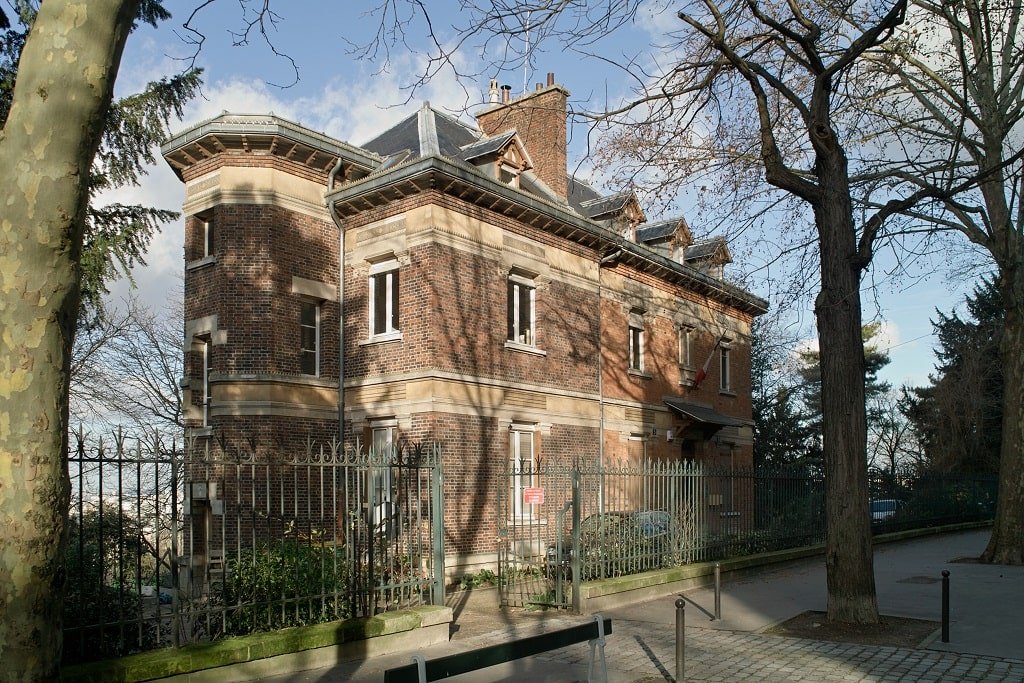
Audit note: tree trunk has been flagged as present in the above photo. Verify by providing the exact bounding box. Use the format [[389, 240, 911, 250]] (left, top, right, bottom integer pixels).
[[0, 1, 139, 678], [814, 154, 879, 624], [982, 267, 1024, 564]]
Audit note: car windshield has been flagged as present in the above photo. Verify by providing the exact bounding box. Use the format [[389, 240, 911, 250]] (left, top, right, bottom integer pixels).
[[579, 511, 669, 536], [635, 511, 671, 535], [871, 501, 896, 513]]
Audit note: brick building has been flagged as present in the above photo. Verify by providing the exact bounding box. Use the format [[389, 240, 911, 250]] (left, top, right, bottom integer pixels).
[[162, 75, 767, 569]]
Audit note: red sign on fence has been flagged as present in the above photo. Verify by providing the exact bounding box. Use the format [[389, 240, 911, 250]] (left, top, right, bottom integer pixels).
[[522, 487, 545, 505]]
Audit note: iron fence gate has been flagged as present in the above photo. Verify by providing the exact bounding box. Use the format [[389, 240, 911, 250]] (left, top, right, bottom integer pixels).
[[497, 462, 579, 610], [63, 430, 445, 665]]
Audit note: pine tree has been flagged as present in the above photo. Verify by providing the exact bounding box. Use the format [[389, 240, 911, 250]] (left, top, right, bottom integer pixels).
[[903, 279, 1002, 474], [751, 317, 816, 468], [796, 323, 892, 466]]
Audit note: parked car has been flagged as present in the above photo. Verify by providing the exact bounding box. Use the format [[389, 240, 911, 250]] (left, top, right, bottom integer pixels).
[[546, 510, 673, 581], [870, 499, 903, 522]]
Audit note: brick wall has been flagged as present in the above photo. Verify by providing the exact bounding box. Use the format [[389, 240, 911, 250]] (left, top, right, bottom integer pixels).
[[178, 156, 758, 561], [184, 202, 339, 380], [344, 240, 601, 393]]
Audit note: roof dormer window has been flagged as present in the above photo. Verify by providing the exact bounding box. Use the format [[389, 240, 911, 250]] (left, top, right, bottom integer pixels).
[[459, 130, 532, 190], [500, 163, 520, 188], [498, 146, 525, 188]]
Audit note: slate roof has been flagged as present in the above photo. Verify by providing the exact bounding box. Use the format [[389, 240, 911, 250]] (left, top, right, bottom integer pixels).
[[685, 237, 730, 262], [360, 106, 635, 220], [579, 190, 636, 219], [567, 176, 603, 212], [458, 129, 518, 162], [636, 218, 681, 243], [360, 106, 480, 160]]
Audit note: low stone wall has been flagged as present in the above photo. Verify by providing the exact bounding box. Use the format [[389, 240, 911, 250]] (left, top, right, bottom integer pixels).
[[61, 605, 453, 683], [579, 520, 991, 613]]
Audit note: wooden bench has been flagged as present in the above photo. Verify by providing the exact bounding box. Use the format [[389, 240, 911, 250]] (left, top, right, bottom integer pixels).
[[383, 615, 612, 683]]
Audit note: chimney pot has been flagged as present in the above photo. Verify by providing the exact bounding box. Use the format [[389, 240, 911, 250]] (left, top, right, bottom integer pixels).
[[476, 77, 568, 199], [488, 78, 499, 104], [547, 72, 555, 86], [501, 84, 512, 103], [536, 83, 543, 91]]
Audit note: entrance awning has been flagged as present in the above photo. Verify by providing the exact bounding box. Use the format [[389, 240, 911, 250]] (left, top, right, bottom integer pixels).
[[663, 398, 745, 428]]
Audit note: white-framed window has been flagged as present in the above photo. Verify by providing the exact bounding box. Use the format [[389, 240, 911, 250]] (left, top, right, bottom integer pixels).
[[507, 272, 536, 346], [678, 325, 694, 368], [720, 340, 732, 391], [299, 300, 320, 376], [510, 425, 536, 519], [628, 311, 645, 372], [200, 337, 212, 427], [369, 419, 397, 534], [202, 217, 214, 258], [368, 258, 400, 338], [499, 163, 520, 188]]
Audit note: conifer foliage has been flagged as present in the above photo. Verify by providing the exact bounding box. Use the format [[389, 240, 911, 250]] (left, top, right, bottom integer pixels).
[[0, 1, 201, 317]]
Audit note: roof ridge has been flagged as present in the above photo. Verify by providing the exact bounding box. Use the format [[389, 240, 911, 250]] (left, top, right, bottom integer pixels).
[[418, 103, 440, 157], [460, 128, 516, 150]]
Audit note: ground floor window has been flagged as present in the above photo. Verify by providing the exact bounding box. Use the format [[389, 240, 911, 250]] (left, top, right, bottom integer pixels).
[[369, 419, 397, 536], [509, 425, 536, 519]]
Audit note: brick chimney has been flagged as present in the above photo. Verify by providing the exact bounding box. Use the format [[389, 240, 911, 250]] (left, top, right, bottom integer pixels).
[[476, 72, 569, 199]]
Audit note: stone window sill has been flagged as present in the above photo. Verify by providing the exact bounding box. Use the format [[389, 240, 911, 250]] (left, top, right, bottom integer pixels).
[[504, 340, 547, 357], [186, 255, 216, 271], [360, 332, 403, 346], [628, 368, 652, 379]]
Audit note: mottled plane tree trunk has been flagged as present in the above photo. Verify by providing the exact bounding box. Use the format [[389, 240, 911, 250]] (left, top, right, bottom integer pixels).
[[0, 1, 140, 678]]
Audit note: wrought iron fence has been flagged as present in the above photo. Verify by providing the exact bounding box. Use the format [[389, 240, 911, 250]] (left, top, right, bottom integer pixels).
[[63, 430, 444, 665], [500, 459, 997, 609], [868, 467, 997, 532]]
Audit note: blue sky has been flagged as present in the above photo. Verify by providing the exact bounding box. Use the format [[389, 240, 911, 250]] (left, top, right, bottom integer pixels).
[[104, 0, 984, 390]]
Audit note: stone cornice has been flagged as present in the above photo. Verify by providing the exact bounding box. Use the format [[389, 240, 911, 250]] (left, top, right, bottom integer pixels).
[[327, 155, 768, 316]]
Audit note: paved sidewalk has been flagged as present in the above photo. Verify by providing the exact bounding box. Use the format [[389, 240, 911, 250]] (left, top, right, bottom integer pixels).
[[259, 530, 1024, 682]]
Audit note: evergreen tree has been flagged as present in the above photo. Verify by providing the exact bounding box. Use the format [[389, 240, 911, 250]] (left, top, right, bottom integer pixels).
[[0, 1, 201, 317], [903, 279, 1002, 474], [796, 322, 892, 465], [751, 317, 815, 469]]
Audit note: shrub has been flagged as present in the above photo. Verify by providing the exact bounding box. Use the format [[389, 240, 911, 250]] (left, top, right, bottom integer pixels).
[[222, 541, 351, 636], [62, 505, 156, 663]]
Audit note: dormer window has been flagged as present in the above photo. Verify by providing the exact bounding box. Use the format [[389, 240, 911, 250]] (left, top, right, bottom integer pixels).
[[460, 130, 532, 190], [498, 146, 525, 188], [499, 163, 520, 188]]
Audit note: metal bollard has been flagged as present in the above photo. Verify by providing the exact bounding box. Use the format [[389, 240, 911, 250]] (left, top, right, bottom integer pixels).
[[675, 597, 686, 682], [941, 570, 950, 643], [714, 562, 721, 620]]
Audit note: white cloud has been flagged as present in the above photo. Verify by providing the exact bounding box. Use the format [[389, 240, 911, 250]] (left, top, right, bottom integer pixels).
[[869, 320, 902, 352]]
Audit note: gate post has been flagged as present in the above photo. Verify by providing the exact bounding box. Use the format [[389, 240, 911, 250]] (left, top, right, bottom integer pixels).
[[431, 446, 446, 606], [171, 447, 180, 648], [571, 467, 582, 613]]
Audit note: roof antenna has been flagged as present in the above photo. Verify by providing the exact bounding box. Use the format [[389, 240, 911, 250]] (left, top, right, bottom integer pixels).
[[523, 12, 531, 95]]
